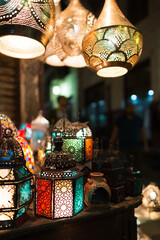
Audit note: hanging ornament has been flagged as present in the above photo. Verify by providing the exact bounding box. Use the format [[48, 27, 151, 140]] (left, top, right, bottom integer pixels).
[[56, 0, 96, 68], [0, 0, 55, 59], [82, 0, 143, 78], [45, 0, 66, 66]]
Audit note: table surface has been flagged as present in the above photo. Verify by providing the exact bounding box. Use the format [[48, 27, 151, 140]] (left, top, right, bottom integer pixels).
[[0, 195, 142, 239]]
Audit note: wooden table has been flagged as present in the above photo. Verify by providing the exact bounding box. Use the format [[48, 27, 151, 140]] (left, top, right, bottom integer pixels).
[[0, 195, 142, 240]]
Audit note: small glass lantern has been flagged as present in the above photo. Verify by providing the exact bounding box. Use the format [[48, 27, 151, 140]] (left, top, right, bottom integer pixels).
[[0, 114, 18, 138], [0, 129, 33, 229], [62, 121, 93, 163], [35, 137, 83, 219], [31, 110, 50, 151]]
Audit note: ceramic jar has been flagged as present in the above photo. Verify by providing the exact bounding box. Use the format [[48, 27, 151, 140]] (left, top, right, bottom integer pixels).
[[84, 172, 111, 207]]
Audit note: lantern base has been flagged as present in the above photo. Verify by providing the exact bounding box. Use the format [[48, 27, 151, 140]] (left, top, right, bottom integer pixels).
[[0, 25, 45, 59], [0, 212, 30, 230]]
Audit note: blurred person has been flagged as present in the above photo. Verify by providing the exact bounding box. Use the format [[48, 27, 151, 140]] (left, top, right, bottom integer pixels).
[[110, 103, 148, 169], [48, 96, 71, 124]]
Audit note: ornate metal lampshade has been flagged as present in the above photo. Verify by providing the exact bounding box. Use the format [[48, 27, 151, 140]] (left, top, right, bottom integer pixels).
[[0, 0, 55, 59], [44, 0, 66, 67], [82, 0, 143, 78], [0, 129, 33, 229], [35, 137, 83, 219], [62, 121, 93, 163], [56, 0, 96, 68]]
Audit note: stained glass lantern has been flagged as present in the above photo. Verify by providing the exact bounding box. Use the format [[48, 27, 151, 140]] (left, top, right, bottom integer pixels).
[[16, 136, 35, 173], [35, 137, 84, 219], [0, 0, 55, 59], [62, 121, 93, 163], [0, 128, 33, 229], [18, 123, 32, 142], [31, 110, 50, 151], [0, 114, 18, 138], [51, 118, 71, 150]]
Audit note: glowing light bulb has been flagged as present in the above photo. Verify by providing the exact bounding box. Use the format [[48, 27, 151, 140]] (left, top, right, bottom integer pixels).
[[52, 86, 61, 95], [131, 94, 137, 101]]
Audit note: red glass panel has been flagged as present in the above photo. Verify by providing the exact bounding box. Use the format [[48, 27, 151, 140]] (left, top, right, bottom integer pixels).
[[36, 178, 52, 218], [85, 138, 93, 161]]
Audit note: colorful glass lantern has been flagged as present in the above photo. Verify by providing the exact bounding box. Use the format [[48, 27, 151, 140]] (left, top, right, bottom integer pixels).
[[82, 0, 143, 78], [31, 110, 50, 151], [142, 183, 160, 211], [0, 114, 18, 138], [18, 123, 32, 142], [16, 136, 35, 173], [0, 129, 33, 229], [0, 0, 55, 59], [35, 137, 83, 219], [62, 121, 93, 163]]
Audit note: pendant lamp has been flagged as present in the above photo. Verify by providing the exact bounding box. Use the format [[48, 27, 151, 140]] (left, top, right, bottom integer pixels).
[[56, 0, 96, 68], [0, 0, 55, 59], [45, 0, 66, 66], [82, 0, 143, 78]]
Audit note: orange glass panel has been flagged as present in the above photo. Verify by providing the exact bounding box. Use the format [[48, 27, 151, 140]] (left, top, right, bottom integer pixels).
[[85, 138, 93, 162]]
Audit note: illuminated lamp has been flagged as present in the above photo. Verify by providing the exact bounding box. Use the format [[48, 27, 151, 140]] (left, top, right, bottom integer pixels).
[[56, 0, 96, 68], [0, 0, 55, 59], [82, 0, 143, 78], [142, 183, 160, 211], [62, 121, 93, 163], [16, 136, 35, 173], [31, 110, 50, 152], [0, 114, 18, 138], [35, 137, 83, 219], [0, 128, 33, 229]]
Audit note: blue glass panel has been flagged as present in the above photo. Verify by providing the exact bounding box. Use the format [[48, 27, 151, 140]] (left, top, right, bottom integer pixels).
[[19, 180, 32, 206], [16, 204, 29, 218], [74, 176, 83, 215]]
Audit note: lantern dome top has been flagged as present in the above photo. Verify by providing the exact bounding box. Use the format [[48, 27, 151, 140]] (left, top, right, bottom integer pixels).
[[0, 128, 25, 166], [31, 110, 50, 129], [44, 136, 76, 170], [65, 122, 92, 138]]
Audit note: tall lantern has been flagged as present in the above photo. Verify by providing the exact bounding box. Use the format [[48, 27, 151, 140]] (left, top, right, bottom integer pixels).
[[82, 0, 143, 78], [35, 137, 84, 219], [62, 122, 93, 164], [31, 110, 50, 152], [0, 0, 55, 59], [0, 129, 33, 229]]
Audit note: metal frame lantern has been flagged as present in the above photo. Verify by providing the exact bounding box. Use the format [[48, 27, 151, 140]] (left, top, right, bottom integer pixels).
[[62, 121, 93, 164], [35, 137, 84, 219], [0, 129, 33, 229]]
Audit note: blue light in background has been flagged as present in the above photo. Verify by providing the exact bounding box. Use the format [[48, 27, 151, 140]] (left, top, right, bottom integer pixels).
[[131, 94, 138, 101], [148, 90, 154, 96]]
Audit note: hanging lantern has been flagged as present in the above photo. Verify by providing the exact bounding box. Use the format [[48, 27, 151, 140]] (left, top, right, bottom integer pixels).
[[142, 183, 160, 211], [44, 0, 66, 67], [56, 0, 96, 68], [0, 0, 55, 59], [82, 0, 143, 78], [31, 110, 50, 152], [0, 114, 18, 138], [0, 129, 33, 229], [62, 121, 93, 163], [16, 136, 35, 173], [35, 137, 83, 219]]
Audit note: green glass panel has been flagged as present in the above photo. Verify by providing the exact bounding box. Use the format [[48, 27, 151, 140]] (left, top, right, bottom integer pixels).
[[63, 139, 84, 162], [74, 176, 83, 215], [16, 166, 31, 179], [19, 180, 32, 206]]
